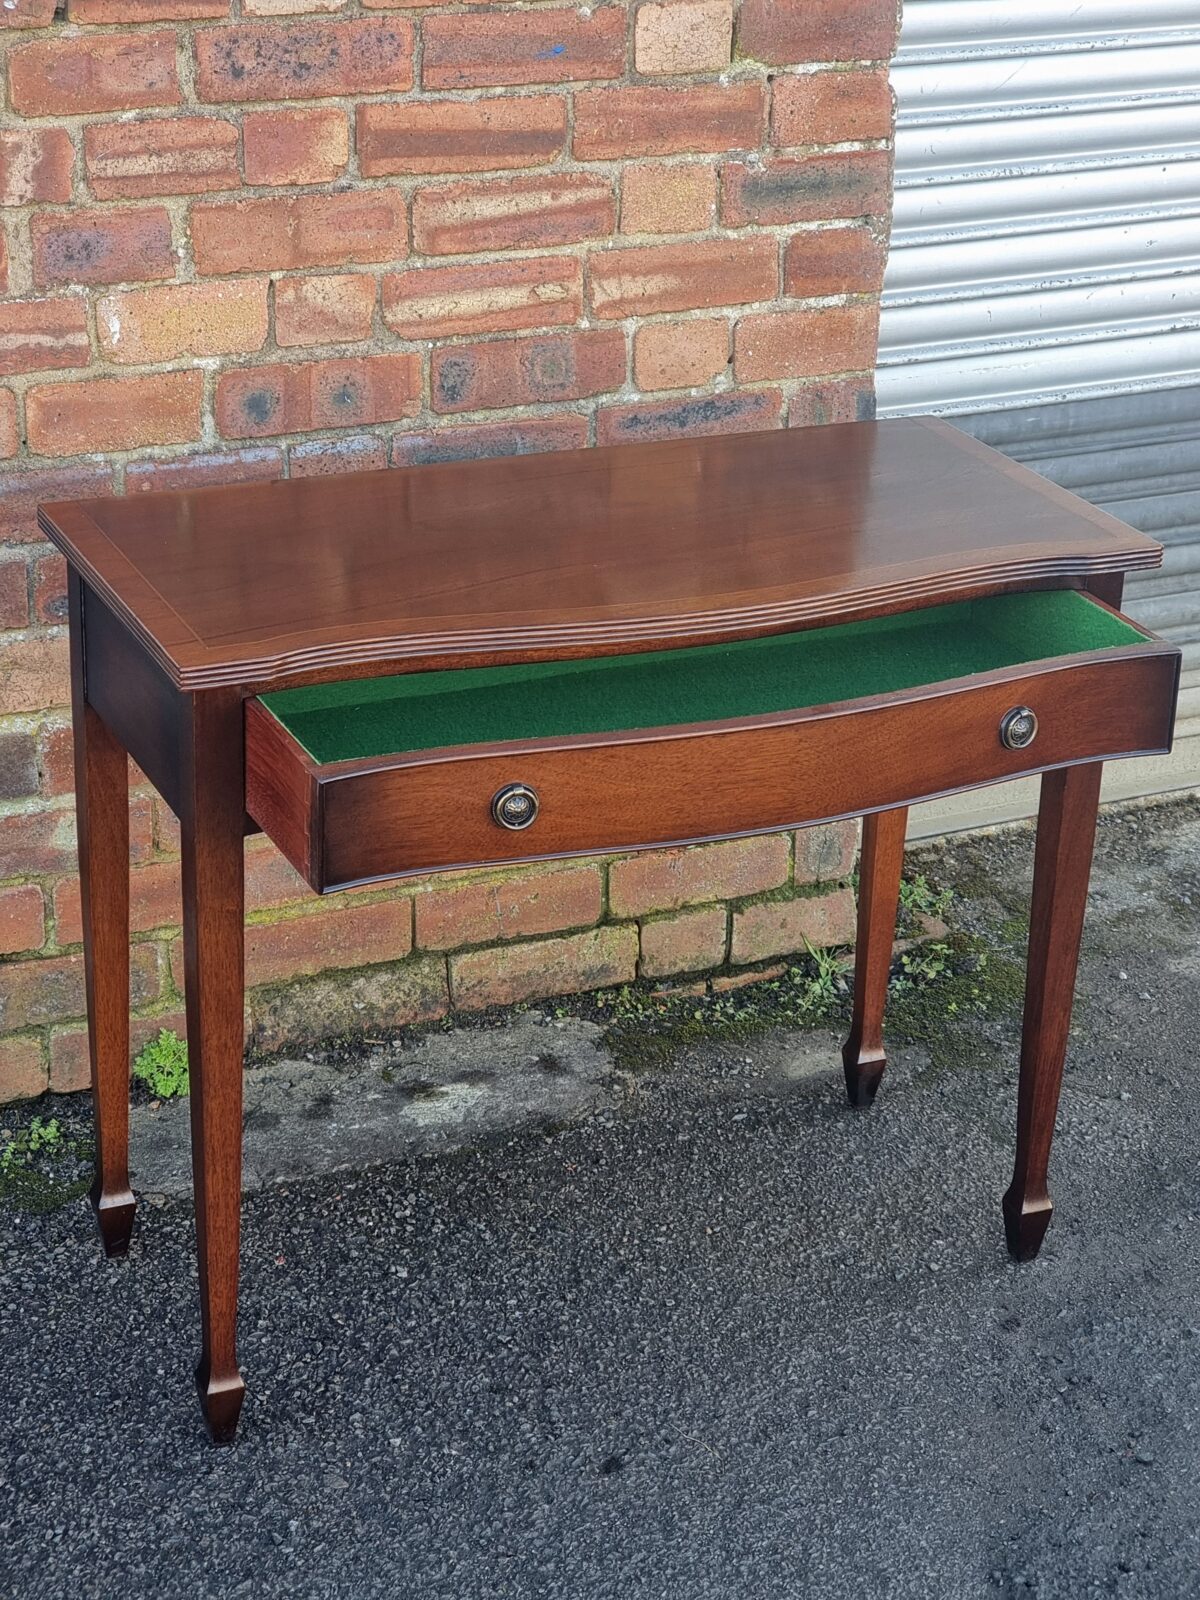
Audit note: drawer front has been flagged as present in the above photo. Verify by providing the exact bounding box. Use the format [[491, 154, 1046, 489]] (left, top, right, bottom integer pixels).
[[247, 647, 1178, 892]]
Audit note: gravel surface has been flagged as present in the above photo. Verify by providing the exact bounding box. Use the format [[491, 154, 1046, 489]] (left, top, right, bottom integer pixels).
[[3, 798, 1200, 1600]]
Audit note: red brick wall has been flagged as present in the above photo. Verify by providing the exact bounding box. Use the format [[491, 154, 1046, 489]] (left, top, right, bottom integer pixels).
[[0, 0, 899, 1102]]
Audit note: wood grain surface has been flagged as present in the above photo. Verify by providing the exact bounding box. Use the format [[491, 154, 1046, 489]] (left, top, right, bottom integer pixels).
[[40, 419, 1163, 692]]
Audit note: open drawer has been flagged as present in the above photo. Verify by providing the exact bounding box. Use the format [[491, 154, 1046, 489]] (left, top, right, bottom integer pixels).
[[245, 589, 1180, 893]]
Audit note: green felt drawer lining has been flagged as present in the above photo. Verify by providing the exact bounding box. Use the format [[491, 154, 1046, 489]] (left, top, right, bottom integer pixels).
[[260, 590, 1145, 766]]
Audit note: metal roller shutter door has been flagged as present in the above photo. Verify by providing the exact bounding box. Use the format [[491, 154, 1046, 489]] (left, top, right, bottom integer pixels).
[[877, 0, 1200, 832]]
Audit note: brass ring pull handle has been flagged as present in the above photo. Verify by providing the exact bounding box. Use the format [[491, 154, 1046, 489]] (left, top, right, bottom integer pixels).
[[491, 783, 540, 830], [999, 706, 1038, 751]]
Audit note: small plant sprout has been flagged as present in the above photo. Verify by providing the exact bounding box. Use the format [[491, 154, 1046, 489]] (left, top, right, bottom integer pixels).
[[0, 1116, 64, 1176], [898, 873, 953, 922], [133, 1029, 190, 1100]]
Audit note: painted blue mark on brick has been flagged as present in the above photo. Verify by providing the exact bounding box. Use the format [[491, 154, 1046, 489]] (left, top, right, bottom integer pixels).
[[536, 44, 567, 58]]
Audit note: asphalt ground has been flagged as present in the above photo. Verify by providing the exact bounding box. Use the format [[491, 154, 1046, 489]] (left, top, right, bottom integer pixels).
[[3, 796, 1200, 1600]]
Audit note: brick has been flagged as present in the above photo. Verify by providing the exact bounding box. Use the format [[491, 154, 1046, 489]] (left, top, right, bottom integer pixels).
[[0, 1036, 46, 1105], [0, 128, 73, 206], [730, 886, 856, 965], [0, 562, 28, 629], [126, 447, 283, 493], [95, 280, 267, 367], [0, 803, 76, 876], [0, 953, 82, 1032], [415, 863, 602, 951], [423, 9, 625, 90], [92, 790, 163, 868], [784, 226, 887, 298], [710, 963, 786, 993], [640, 905, 727, 978], [772, 68, 894, 147], [243, 899, 411, 988], [576, 82, 764, 161], [47, 1027, 89, 1095], [153, 797, 180, 853], [248, 952, 448, 1052], [244, 841, 310, 911], [71, 0, 228, 17], [738, 0, 901, 65], [597, 387, 783, 445], [84, 117, 239, 201], [431, 328, 625, 415], [0, 391, 16, 459], [721, 150, 892, 226], [795, 820, 859, 885], [610, 835, 790, 918], [37, 720, 71, 794], [0, 632, 69, 714], [55, 859, 182, 948], [789, 378, 875, 428], [357, 97, 565, 177], [289, 435, 388, 477], [383, 257, 583, 340], [0, 730, 38, 799], [241, 0, 346, 13], [634, 318, 728, 390], [391, 415, 588, 468], [8, 30, 180, 116], [0, 886, 45, 956], [33, 553, 67, 624], [242, 108, 350, 187], [1, 0, 56, 27], [622, 161, 717, 235], [0, 466, 112, 545], [589, 235, 777, 319], [216, 353, 420, 439], [191, 192, 406, 275], [196, 18, 413, 103], [274, 274, 377, 349], [32, 207, 174, 289], [451, 924, 638, 1012], [734, 303, 879, 382], [0, 944, 160, 1031], [413, 173, 615, 257], [245, 0, 348, 11], [27, 371, 203, 456], [635, 0, 733, 75]]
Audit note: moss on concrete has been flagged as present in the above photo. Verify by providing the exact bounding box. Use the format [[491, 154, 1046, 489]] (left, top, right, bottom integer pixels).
[[0, 1104, 93, 1216]]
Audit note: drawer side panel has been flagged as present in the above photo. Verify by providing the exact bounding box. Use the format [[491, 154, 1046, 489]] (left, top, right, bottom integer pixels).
[[245, 697, 320, 887]]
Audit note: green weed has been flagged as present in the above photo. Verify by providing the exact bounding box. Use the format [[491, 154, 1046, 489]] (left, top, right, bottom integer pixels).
[[133, 1028, 189, 1099], [0, 1115, 62, 1175], [0, 1113, 92, 1214]]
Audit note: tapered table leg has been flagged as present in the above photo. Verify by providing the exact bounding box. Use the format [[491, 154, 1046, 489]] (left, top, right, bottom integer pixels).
[[842, 807, 908, 1108], [180, 690, 246, 1443], [69, 575, 135, 1258], [1003, 763, 1103, 1262]]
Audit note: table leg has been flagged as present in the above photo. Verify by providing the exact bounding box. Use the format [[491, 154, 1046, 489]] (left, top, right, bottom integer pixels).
[[842, 807, 907, 1108], [69, 576, 135, 1258], [180, 691, 246, 1443], [1003, 762, 1103, 1262]]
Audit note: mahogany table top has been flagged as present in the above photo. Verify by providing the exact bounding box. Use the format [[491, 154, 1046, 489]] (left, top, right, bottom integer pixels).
[[39, 416, 1162, 693]]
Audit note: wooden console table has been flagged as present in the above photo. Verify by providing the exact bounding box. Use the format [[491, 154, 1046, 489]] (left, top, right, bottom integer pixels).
[[40, 418, 1179, 1443]]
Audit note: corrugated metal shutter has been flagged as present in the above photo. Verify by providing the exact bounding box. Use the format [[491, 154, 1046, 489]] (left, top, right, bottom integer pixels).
[[878, 0, 1200, 417], [954, 394, 1200, 745], [878, 0, 1200, 832]]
